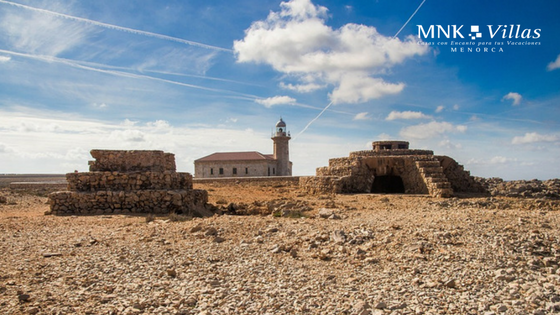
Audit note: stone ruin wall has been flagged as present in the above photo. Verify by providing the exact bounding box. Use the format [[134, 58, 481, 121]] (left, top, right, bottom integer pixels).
[[300, 143, 483, 198], [302, 155, 430, 195], [298, 176, 339, 194], [436, 155, 486, 194], [48, 150, 211, 216], [89, 149, 176, 172], [349, 149, 434, 158], [49, 189, 208, 216], [356, 156, 430, 195], [66, 171, 192, 191]]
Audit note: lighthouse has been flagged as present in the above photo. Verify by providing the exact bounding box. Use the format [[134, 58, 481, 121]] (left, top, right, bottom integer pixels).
[[272, 118, 292, 176]]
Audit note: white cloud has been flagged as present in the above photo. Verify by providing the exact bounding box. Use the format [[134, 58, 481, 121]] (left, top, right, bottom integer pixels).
[[255, 95, 296, 108], [0, 55, 11, 62], [18, 122, 38, 132], [109, 129, 146, 142], [0, 0, 230, 53], [377, 133, 392, 140], [511, 132, 559, 144], [547, 54, 560, 71], [353, 112, 370, 120], [91, 102, 108, 109], [279, 82, 324, 93], [439, 139, 462, 150], [453, 104, 460, 110], [468, 156, 517, 166], [1, 107, 558, 179], [234, 0, 428, 105], [491, 156, 512, 164], [137, 47, 218, 75], [64, 147, 89, 161], [0, 143, 13, 154], [146, 120, 172, 132], [399, 121, 467, 140], [385, 110, 431, 121], [0, 6, 92, 56], [330, 75, 404, 104], [435, 105, 444, 113], [0, 108, 283, 173], [502, 92, 522, 106], [121, 119, 138, 127]]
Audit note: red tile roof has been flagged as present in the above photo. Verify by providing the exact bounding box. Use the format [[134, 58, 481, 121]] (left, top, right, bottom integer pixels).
[[195, 151, 275, 162]]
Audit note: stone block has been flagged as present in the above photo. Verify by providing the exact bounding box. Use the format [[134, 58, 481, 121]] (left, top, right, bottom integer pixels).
[[89, 150, 176, 172], [48, 150, 210, 216]]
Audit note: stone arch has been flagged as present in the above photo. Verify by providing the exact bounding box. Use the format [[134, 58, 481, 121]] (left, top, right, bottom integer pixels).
[[371, 175, 405, 193], [363, 158, 409, 194]]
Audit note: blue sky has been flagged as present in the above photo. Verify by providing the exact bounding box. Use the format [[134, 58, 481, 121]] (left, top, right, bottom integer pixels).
[[0, 0, 559, 179]]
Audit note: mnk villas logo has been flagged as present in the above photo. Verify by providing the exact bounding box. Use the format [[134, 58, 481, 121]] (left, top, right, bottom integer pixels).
[[416, 24, 542, 52]]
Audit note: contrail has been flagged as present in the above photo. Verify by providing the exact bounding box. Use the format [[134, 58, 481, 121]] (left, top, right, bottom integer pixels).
[[295, 0, 427, 140], [293, 101, 333, 140], [0, 49, 257, 99], [393, 0, 427, 38], [0, 0, 232, 52], [1, 48, 351, 114]]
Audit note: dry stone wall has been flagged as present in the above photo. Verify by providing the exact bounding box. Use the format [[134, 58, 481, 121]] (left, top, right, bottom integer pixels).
[[49, 189, 208, 216], [299, 176, 340, 194], [349, 149, 434, 158], [301, 141, 484, 198], [89, 149, 176, 172], [193, 176, 299, 187], [436, 155, 486, 194], [66, 171, 192, 191], [49, 150, 211, 216]]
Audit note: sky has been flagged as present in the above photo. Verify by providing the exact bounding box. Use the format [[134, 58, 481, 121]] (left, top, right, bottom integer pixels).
[[0, 0, 559, 180]]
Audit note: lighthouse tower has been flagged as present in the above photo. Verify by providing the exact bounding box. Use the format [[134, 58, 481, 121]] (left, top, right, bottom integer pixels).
[[272, 118, 292, 176]]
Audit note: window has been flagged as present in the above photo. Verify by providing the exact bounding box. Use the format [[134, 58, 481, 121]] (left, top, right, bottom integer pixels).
[[268, 167, 270, 176], [210, 168, 213, 175], [219, 168, 224, 175], [233, 167, 237, 175], [273, 168, 275, 175], [398, 144, 407, 149], [245, 168, 248, 174]]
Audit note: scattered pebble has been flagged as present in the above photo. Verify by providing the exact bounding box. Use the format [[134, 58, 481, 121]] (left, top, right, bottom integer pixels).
[[0, 185, 559, 315]]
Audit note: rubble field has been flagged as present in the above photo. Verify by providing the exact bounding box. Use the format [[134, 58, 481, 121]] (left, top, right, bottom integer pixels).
[[0, 182, 559, 315]]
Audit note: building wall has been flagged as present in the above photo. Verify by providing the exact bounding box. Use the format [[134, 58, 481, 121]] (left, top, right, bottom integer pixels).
[[194, 176, 299, 186], [195, 160, 279, 178]]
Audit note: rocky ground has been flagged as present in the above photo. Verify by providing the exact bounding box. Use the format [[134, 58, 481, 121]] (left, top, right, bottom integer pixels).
[[1, 182, 560, 315], [475, 178, 560, 200]]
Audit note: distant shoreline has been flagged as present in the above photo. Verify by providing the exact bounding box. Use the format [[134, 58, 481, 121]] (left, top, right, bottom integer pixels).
[[0, 174, 66, 187]]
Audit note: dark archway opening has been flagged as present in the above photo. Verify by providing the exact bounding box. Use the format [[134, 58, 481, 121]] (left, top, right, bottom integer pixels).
[[371, 175, 405, 194]]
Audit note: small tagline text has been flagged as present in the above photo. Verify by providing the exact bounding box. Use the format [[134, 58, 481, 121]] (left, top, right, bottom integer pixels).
[[416, 40, 541, 52]]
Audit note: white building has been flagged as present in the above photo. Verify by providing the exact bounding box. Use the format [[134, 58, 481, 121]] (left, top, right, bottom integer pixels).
[[194, 118, 292, 178]]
